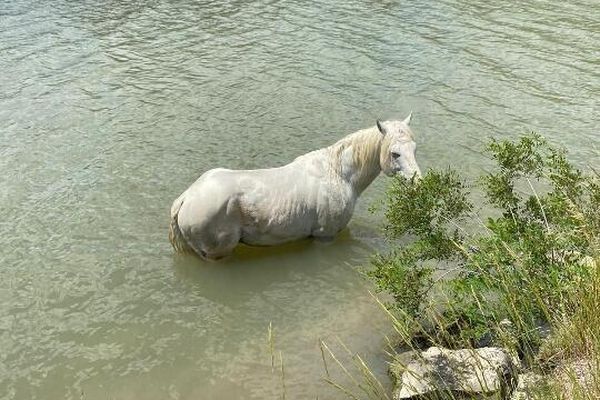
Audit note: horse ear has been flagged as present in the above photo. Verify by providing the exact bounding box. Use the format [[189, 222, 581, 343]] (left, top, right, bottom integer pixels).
[[403, 112, 412, 126], [376, 120, 386, 135]]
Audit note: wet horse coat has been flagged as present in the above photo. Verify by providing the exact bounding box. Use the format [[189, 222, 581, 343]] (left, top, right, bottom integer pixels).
[[169, 115, 421, 260]]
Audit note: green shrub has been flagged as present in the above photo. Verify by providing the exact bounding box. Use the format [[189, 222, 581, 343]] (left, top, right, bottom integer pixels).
[[369, 133, 600, 354]]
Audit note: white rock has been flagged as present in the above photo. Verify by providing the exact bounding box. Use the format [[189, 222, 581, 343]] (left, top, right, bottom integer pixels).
[[392, 347, 519, 399]]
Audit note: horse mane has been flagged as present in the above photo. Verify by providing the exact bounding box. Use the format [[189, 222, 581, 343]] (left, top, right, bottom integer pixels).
[[326, 127, 384, 184]]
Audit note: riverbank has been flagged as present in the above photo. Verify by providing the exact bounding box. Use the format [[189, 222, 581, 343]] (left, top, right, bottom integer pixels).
[[385, 258, 599, 399], [342, 134, 600, 399]]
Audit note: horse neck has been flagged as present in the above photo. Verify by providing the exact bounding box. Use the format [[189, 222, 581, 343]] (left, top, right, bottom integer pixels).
[[330, 128, 383, 195]]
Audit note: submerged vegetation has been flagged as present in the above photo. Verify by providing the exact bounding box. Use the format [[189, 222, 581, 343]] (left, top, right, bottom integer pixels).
[[352, 133, 599, 398]]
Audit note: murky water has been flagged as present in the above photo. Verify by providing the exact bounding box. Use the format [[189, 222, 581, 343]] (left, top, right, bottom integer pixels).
[[1, 0, 598, 398]]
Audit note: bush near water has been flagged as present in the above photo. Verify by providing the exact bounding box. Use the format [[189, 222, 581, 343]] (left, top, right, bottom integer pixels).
[[369, 133, 600, 398]]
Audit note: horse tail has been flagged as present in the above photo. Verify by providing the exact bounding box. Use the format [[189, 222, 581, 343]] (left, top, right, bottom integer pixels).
[[169, 194, 193, 253]]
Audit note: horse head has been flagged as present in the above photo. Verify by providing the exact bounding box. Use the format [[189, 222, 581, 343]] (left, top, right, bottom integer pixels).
[[376, 113, 422, 180]]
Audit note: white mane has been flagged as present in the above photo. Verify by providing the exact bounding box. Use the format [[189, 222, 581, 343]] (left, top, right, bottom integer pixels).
[[326, 127, 383, 177]]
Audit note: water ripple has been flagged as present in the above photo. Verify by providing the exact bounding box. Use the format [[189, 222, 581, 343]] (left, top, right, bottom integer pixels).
[[1, 0, 599, 398]]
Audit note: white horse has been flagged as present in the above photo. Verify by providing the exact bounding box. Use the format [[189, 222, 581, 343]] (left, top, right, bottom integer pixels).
[[169, 114, 421, 260]]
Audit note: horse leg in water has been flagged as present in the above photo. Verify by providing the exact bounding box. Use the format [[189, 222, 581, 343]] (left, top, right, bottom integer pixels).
[[177, 195, 242, 260]]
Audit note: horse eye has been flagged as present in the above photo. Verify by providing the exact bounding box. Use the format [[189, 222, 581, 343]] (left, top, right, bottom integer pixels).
[[391, 151, 401, 159]]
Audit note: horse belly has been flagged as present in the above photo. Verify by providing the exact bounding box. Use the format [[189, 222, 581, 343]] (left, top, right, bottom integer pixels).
[[239, 194, 353, 245], [240, 211, 314, 246]]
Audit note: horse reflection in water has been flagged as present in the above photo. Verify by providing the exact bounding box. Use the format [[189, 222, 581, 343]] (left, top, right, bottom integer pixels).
[[169, 114, 421, 260]]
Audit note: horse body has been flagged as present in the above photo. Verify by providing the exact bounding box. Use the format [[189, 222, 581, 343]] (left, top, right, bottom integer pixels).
[[170, 116, 421, 260]]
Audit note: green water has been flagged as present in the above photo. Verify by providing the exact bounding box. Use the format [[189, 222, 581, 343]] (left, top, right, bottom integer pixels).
[[1, 0, 598, 398]]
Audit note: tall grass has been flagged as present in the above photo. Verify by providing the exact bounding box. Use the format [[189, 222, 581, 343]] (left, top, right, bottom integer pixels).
[[535, 256, 600, 399], [323, 262, 599, 399]]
